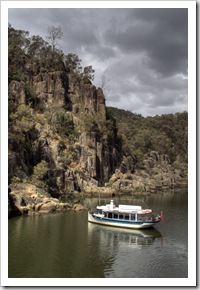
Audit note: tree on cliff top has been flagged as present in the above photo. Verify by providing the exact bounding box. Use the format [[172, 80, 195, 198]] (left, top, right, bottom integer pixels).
[[8, 24, 30, 82], [99, 74, 110, 97], [46, 26, 63, 52], [65, 53, 95, 84]]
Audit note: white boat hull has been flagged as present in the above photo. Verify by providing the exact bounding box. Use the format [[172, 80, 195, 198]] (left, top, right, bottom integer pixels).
[[88, 212, 160, 229]]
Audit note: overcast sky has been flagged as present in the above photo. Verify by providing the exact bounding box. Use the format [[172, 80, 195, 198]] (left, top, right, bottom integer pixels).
[[8, 7, 188, 117]]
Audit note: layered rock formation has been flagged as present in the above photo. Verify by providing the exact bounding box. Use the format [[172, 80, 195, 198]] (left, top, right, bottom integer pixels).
[[9, 81, 26, 104], [106, 151, 187, 195], [8, 69, 187, 216], [9, 183, 87, 216], [8, 69, 121, 215]]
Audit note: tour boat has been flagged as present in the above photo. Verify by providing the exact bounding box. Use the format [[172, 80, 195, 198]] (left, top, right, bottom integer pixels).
[[88, 200, 163, 229]]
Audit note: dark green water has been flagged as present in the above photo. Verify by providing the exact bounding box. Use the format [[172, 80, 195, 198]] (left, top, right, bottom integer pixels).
[[8, 190, 188, 278]]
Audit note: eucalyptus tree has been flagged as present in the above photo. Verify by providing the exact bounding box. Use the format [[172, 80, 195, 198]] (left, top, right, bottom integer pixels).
[[8, 24, 30, 82], [65, 53, 82, 73], [46, 26, 63, 52]]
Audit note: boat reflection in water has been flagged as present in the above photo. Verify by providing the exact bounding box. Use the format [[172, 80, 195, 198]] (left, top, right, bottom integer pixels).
[[88, 222, 163, 250]]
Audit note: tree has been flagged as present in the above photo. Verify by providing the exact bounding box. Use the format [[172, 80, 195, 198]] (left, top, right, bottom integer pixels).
[[82, 66, 95, 84], [65, 54, 95, 83], [8, 24, 30, 82], [46, 26, 63, 51], [28, 35, 48, 59], [99, 74, 110, 96], [65, 53, 82, 73], [32, 160, 49, 188]]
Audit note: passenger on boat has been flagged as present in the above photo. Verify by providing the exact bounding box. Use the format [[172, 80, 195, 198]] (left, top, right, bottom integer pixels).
[[155, 214, 160, 221]]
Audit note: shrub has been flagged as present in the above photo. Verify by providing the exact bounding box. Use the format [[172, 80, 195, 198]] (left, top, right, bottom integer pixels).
[[32, 160, 48, 180], [50, 111, 77, 139]]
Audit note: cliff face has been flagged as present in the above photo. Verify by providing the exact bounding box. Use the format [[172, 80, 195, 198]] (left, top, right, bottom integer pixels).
[[8, 69, 187, 216], [108, 151, 187, 195], [9, 70, 121, 200], [33, 71, 68, 106], [8, 25, 188, 217]]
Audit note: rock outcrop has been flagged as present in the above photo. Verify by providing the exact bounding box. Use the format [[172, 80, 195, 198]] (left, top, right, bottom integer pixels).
[[8, 183, 87, 216], [32, 70, 120, 186], [33, 71, 68, 106], [8, 69, 187, 216], [105, 151, 188, 195], [9, 81, 26, 104], [8, 70, 122, 215]]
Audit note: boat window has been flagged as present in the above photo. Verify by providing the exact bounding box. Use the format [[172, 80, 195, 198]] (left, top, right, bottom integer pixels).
[[131, 214, 136, 220], [108, 212, 112, 219], [113, 213, 118, 219], [125, 215, 129, 220], [119, 214, 124, 219], [137, 214, 151, 221]]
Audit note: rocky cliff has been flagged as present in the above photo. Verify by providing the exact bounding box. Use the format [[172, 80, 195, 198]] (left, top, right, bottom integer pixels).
[[8, 69, 122, 215], [8, 69, 187, 216], [8, 25, 188, 217]]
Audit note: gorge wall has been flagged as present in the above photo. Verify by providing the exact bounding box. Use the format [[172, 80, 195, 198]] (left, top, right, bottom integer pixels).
[[8, 69, 187, 216], [9, 70, 121, 200]]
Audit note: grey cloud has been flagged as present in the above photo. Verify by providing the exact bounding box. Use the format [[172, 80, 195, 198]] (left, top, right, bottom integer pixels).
[[104, 52, 187, 116], [91, 46, 117, 61], [8, 7, 188, 117], [104, 8, 188, 77]]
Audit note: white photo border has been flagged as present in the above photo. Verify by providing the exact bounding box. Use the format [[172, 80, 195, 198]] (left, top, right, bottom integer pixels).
[[1, 0, 196, 287]]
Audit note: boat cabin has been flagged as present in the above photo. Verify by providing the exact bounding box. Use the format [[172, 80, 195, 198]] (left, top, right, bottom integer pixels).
[[95, 200, 154, 222]]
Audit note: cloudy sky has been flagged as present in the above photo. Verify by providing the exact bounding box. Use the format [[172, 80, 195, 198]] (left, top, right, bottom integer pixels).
[[8, 6, 188, 117]]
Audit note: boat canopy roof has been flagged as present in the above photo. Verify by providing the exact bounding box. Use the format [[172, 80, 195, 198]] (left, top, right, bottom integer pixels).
[[96, 203, 152, 214], [119, 204, 142, 211]]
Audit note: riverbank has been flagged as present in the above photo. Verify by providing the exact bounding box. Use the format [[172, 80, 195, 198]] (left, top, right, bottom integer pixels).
[[8, 180, 187, 217], [8, 183, 88, 217]]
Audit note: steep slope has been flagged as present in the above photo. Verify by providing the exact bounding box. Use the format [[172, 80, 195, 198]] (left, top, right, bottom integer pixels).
[[9, 70, 122, 189], [8, 25, 188, 216]]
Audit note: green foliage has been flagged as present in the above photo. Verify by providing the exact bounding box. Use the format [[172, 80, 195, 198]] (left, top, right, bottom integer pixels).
[[25, 82, 45, 111], [62, 147, 77, 166], [33, 160, 48, 179], [8, 25, 65, 82], [8, 24, 95, 85], [11, 176, 21, 183], [82, 66, 95, 84], [79, 112, 100, 133], [54, 111, 77, 139], [43, 103, 77, 139], [8, 24, 187, 191], [32, 160, 49, 188], [65, 53, 82, 72], [56, 140, 77, 166], [9, 104, 35, 149], [65, 54, 95, 83], [107, 107, 188, 169], [10, 104, 33, 124], [8, 99, 18, 121], [8, 24, 30, 82]]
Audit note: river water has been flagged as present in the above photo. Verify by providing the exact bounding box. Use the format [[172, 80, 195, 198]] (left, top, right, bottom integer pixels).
[[8, 190, 188, 279]]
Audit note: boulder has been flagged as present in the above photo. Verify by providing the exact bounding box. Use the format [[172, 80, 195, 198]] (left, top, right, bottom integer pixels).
[[37, 201, 58, 213], [73, 204, 87, 211]]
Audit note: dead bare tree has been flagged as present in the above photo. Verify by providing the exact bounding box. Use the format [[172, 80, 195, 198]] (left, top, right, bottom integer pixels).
[[46, 26, 63, 51]]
